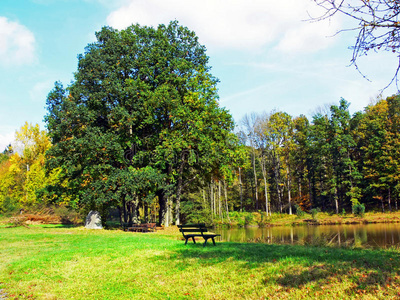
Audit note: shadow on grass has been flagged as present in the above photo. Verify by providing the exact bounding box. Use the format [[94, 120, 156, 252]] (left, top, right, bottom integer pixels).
[[168, 241, 400, 294]]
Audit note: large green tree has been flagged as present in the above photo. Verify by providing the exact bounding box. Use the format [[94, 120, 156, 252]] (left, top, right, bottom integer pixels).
[[45, 21, 236, 226]]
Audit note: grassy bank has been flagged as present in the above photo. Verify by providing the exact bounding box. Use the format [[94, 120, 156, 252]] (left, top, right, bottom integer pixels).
[[215, 211, 400, 228], [1, 225, 400, 299]]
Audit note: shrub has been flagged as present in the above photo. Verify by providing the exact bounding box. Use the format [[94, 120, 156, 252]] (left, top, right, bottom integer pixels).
[[294, 204, 305, 217], [244, 213, 254, 226], [0, 197, 20, 215], [257, 212, 268, 227], [311, 208, 320, 221], [353, 203, 366, 218]]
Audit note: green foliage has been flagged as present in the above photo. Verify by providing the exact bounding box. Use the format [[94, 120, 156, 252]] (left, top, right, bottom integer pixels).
[[45, 21, 238, 225], [0, 197, 20, 215], [180, 196, 213, 226], [353, 203, 366, 218], [294, 204, 305, 217], [256, 211, 268, 227], [311, 208, 320, 221]]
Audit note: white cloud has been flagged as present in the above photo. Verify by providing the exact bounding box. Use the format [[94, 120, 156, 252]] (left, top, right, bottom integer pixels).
[[106, 0, 341, 52], [0, 131, 14, 152], [0, 17, 36, 66], [276, 20, 338, 54]]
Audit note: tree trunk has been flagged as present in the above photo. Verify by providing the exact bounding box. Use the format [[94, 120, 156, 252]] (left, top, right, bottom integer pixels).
[[118, 206, 123, 227], [122, 195, 128, 224], [144, 203, 148, 223], [286, 163, 292, 215], [298, 177, 302, 204], [165, 195, 173, 227], [224, 180, 230, 221], [273, 152, 282, 213], [252, 150, 259, 210], [210, 181, 214, 220], [334, 186, 339, 215], [157, 189, 167, 226], [218, 181, 222, 220], [239, 167, 243, 212], [388, 187, 392, 212], [259, 153, 270, 216], [175, 175, 183, 225], [132, 195, 140, 224], [263, 174, 269, 216], [127, 201, 133, 226]]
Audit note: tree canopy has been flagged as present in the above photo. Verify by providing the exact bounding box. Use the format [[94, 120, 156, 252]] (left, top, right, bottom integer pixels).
[[45, 21, 239, 226]]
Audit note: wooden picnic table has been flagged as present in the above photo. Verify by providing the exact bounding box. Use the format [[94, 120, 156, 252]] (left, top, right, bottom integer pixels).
[[126, 223, 156, 233]]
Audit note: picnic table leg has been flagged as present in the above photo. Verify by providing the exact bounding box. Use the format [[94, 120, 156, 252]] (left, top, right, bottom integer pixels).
[[185, 238, 189, 245], [192, 237, 196, 244], [212, 238, 216, 246]]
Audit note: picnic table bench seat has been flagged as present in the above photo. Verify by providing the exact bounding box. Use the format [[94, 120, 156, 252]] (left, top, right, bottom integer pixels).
[[125, 223, 156, 232], [177, 223, 221, 247]]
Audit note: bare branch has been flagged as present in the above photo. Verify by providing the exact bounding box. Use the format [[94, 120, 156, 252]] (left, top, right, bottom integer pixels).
[[311, 0, 400, 90]]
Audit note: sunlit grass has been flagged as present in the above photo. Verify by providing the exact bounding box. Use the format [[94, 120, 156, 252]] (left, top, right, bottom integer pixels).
[[1, 226, 400, 299]]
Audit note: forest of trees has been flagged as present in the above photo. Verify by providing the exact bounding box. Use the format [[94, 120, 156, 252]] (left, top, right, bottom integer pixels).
[[2, 95, 400, 226], [1, 21, 400, 227]]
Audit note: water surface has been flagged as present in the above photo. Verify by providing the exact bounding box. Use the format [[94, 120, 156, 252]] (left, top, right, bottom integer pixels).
[[214, 223, 400, 248]]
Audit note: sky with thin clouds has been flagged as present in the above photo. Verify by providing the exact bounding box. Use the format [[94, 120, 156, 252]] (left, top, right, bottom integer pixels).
[[0, 0, 398, 151]]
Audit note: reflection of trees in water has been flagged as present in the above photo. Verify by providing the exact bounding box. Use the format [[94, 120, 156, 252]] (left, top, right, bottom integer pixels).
[[216, 224, 400, 248]]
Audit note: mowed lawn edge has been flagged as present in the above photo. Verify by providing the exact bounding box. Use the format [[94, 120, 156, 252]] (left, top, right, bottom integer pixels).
[[1, 226, 400, 299]]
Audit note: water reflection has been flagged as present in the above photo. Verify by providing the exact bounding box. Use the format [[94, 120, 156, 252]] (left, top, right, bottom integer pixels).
[[214, 223, 400, 248]]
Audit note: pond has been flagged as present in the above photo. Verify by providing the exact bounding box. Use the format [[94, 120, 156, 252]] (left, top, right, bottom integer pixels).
[[213, 223, 400, 248]]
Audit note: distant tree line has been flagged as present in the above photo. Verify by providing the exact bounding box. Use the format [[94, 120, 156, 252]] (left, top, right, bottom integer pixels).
[[221, 96, 400, 217]]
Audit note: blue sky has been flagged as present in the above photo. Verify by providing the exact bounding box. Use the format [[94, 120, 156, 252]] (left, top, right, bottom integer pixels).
[[0, 0, 398, 150]]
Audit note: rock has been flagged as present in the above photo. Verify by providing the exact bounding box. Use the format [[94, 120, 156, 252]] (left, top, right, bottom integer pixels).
[[85, 211, 103, 229]]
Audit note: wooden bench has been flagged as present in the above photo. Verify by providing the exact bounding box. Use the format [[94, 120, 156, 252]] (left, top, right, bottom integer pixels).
[[177, 223, 221, 247], [126, 223, 156, 233]]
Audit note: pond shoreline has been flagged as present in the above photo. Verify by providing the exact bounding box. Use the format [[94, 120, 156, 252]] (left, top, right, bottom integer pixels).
[[213, 211, 400, 228]]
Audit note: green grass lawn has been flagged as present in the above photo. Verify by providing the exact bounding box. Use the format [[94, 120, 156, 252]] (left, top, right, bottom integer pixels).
[[1, 225, 400, 299]]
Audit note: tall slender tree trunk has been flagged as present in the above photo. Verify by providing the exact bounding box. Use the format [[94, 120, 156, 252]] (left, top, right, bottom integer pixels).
[[157, 190, 166, 226], [263, 174, 269, 216], [252, 151, 259, 210], [272, 152, 283, 213], [144, 203, 148, 223], [334, 186, 339, 215], [175, 173, 183, 225], [388, 187, 392, 212], [224, 180, 230, 221], [132, 195, 140, 224], [260, 154, 270, 216], [165, 195, 173, 227], [218, 181, 222, 220], [298, 178, 302, 202], [286, 163, 292, 215], [210, 181, 214, 221], [239, 167, 243, 212], [122, 195, 128, 224]]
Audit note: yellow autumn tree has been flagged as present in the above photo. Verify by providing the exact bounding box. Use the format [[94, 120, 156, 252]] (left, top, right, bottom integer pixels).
[[0, 122, 61, 212]]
